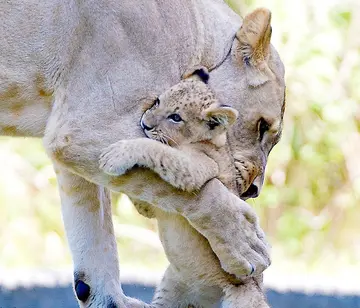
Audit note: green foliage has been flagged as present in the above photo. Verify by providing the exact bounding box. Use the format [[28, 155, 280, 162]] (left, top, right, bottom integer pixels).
[[0, 0, 359, 277]]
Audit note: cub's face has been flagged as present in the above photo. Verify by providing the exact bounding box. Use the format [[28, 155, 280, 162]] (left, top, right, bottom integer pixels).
[[140, 79, 238, 147]]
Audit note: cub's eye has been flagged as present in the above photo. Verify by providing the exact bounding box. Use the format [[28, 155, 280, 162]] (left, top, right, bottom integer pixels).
[[258, 118, 270, 141], [168, 113, 183, 123]]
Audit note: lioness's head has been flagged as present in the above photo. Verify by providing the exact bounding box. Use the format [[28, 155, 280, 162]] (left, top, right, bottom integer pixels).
[[207, 8, 285, 199], [143, 7, 285, 200], [140, 69, 238, 148]]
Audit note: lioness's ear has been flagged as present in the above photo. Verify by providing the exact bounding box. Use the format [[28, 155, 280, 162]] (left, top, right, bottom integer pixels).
[[203, 105, 239, 130], [235, 8, 275, 86]]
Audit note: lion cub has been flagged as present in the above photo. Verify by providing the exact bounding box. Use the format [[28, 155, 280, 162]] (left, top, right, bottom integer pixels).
[[99, 69, 269, 307], [100, 69, 238, 193]]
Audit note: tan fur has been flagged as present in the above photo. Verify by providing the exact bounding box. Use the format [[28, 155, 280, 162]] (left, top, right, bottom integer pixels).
[[0, 2, 285, 307]]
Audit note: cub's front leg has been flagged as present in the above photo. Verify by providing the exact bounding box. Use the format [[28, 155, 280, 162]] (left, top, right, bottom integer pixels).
[[99, 138, 219, 191]]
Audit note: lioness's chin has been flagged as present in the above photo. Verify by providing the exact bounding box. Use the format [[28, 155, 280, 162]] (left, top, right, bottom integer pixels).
[[240, 183, 259, 200]]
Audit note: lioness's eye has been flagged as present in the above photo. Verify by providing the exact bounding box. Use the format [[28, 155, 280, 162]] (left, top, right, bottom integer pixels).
[[168, 113, 183, 123], [258, 118, 270, 141]]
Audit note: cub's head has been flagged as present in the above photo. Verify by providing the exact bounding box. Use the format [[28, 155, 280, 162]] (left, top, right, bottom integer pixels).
[[140, 69, 238, 147]]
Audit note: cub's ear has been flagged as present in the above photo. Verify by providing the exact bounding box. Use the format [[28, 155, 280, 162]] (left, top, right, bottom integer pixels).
[[235, 8, 275, 86], [183, 66, 210, 84], [202, 104, 239, 130]]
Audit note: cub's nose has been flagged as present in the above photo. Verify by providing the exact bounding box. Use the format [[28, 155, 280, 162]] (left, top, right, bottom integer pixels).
[[140, 119, 153, 131]]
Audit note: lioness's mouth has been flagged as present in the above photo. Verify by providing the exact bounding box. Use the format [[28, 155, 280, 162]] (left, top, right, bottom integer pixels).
[[233, 158, 260, 200], [227, 135, 260, 199], [240, 183, 259, 200]]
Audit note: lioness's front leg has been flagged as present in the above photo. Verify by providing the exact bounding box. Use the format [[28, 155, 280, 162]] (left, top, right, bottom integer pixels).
[[55, 165, 148, 308], [46, 142, 270, 281], [114, 175, 270, 278], [99, 138, 219, 191], [44, 86, 270, 280]]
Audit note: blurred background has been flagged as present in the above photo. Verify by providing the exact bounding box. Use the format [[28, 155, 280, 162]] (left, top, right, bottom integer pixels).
[[1, 0, 359, 305]]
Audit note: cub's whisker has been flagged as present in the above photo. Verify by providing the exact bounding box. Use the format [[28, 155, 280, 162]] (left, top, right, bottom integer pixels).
[[161, 133, 179, 147]]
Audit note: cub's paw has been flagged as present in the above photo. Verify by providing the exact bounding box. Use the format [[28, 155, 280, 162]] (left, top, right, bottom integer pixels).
[[99, 141, 138, 176], [171, 174, 203, 192], [157, 166, 203, 192]]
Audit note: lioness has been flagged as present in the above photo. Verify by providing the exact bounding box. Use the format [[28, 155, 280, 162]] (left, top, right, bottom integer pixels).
[[0, 1, 285, 306], [100, 69, 270, 307]]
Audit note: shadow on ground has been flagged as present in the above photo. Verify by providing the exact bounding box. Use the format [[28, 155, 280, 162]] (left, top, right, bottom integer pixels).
[[1, 283, 360, 308]]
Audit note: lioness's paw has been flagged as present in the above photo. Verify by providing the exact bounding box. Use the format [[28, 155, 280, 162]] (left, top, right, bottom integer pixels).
[[198, 180, 271, 279], [74, 271, 129, 308], [214, 212, 271, 279], [99, 142, 138, 176]]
